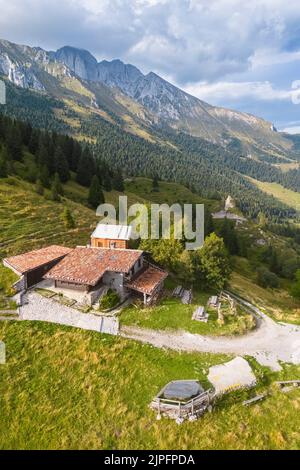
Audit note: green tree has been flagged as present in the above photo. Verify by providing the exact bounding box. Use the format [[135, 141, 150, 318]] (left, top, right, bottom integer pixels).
[[219, 218, 239, 255], [62, 207, 75, 229], [257, 267, 279, 288], [37, 143, 49, 168], [39, 165, 50, 189], [290, 270, 300, 300], [7, 126, 22, 161], [35, 179, 44, 196], [204, 207, 214, 238], [194, 233, 231, 289], [269, 248, 280, 275], [152, 175, 159, 192], [76, 148, 95, 187], [178, 250, 195, 284], [102, 171, 112, 192], [28, 129, 39, 155], [88, 175, 105, 209], [50, 173, 63, 201], [0, 153, 8, 178], [258, 212, 267, 227], [112, 169, 124, 192], [55, 146, 70, 183], [140, 238, 184, 271]]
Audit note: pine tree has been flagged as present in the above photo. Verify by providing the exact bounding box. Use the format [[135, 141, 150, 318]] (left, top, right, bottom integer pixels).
[[62, 207, 75, 229], [270, 248, 280, 275], [35, 179, 44, 196], [39, 165, 50, 189], [28, 129, 39, 155], [76, 148, 94, 187], [103, 171, 112, 192], [54, 146, 70, 183], [0, 153, 8, 178], [71, 140, 81, 172], [7, 126, 22, 161], [50, 173, 63, 201], [88, 175, 105, 209], [152, 175, 159, 192], [219, 218, 238, 255], [112, 169, 124, 192], [37, 143, 49, 167]]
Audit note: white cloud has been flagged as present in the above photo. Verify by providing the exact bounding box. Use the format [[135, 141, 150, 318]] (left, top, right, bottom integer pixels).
[[281, 126, 300, 134], [184, 80, 293, 104], [251, 48, 300, 68], [0, 0, 300, 127], [1, 0, 300, 82]]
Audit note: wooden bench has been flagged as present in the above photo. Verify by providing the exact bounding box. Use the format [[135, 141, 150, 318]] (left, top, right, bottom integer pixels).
[[243, 393, 268, 406]]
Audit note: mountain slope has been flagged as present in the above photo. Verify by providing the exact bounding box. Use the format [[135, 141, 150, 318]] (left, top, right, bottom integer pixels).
[[55, 46, 297, 157], [0, 38, 298, 160], [1, 82, 297, 222], [1, 38, 300, 221]]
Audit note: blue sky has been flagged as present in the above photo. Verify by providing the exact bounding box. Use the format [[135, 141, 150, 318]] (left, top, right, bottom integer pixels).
[[0, 0, 299, 132]]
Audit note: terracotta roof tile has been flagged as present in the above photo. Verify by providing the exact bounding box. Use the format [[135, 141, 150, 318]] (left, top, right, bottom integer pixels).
[[45, 247, 143, 286], [126, 266, 168, 295], [4, 246, 73, 275]]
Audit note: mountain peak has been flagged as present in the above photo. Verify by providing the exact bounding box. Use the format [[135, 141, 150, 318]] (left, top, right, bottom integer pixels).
[[55, 46, 98, 80], [0, 37, 293, 157]]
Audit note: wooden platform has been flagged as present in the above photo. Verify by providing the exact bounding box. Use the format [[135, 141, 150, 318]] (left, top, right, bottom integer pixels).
[[150, 380, 214, 422]]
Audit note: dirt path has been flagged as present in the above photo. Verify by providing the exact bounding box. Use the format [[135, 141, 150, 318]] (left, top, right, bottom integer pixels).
[[4, 290, 300, 371], [121, 295, 300, 371]]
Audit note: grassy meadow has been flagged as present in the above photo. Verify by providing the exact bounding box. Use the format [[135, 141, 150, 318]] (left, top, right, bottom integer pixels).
[[248, 177, 300, 211], [0, 176, 98, 259], [121, 293, 255, 336], [0, 321, 299, 450], [125, 177, 220, 210], [230, 271, 300, 325]]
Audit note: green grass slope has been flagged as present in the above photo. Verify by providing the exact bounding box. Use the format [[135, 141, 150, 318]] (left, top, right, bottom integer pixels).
[[0, 177, 97, 259], [0, 321, 299, 450]]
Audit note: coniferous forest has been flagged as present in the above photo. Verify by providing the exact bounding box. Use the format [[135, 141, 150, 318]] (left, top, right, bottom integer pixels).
[[0, 113, 123, 196], [0, 80, 298, 222]]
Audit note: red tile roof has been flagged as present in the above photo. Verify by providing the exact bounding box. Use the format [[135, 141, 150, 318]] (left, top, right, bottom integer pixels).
[[4, 246, 73, 275], [45, 247, 143, 286], [126, 266, 168, 295]]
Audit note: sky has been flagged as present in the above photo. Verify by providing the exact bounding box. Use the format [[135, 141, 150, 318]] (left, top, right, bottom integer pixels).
[[0, 0, 299, 132]]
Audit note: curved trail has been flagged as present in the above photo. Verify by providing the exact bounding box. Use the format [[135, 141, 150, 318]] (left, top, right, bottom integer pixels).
[[121, 294, 300, 370], [5, 290, 300, 370]]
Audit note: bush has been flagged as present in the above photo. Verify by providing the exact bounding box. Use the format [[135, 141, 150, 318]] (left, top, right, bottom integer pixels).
[[257, 267, 279, 288], [290, 269, 300, 299], [99, 289, 120, 310]]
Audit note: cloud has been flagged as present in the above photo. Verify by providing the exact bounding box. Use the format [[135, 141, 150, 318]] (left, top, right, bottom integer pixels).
[[281, 126, 300, 134], [0, 0, 144, 58], [1, 0, 300, 82], [0, 0, 300, 128], [184, 81, 293, 105]]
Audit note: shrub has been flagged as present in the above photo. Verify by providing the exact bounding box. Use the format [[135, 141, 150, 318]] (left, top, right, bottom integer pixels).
[[61, 207, 75, 229], [257, 267, 279, 288], [290, 269, 300, 299], [99, 289, 120, 310]]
